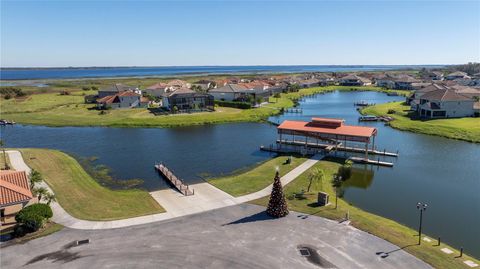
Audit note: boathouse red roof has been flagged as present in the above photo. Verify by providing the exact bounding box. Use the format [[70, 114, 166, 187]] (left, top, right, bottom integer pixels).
[[278, 118, 377, 138]]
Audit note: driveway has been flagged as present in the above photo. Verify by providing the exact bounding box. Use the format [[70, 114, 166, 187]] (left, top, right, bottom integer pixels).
[[0, 204, 431, 269]]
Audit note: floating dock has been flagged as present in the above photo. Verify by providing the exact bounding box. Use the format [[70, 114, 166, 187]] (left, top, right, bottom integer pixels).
[[155, 163, 194, 196], [348, 157, 394, 167], [275, 139, 398, 157]]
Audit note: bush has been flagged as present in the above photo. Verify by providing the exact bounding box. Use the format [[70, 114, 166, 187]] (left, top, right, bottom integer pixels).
[[15, 204, 53, 232], [91, 86, 99, 91], [387, 109, 396, 114], [13, 224, 29, 237], [4, 93, 12, 99], [82, 86, 91, 91], [214, 100, 252, 109]]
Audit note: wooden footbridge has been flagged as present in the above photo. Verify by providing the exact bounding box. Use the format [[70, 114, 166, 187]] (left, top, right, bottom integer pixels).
[[155, 163, 194, 196]]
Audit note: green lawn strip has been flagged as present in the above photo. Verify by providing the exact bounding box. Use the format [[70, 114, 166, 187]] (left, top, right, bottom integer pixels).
[[208, 156, 307, 197], [2, 86, 407, 128], [19, 148, 164, 221], [250, 160, 479, 269], [361, 102, 480, 143]]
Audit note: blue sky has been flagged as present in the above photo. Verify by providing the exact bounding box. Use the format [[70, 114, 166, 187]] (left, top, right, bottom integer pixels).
[[1, 0, 479, 67]]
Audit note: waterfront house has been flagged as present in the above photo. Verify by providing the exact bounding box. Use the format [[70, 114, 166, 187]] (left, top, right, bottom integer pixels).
[[96, 91, 148, 109], [98, 83, 141, 98], [144, 82, 169, 98], [209, 84, 271, 103], [417, 88, 475, 118], [375, 74, 419, 90], [167, 79, 191, 89], [445, 71, 470, 80], [315, 73, 336, 86], [1, 170, 35, 232], [338, 74, 371, 86], [162, 87, 214, 112]]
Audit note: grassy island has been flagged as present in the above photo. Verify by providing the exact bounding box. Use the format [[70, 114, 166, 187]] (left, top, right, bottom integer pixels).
[[19, 148, 164, 220], [361, 102, 480, 143], [1, 85, 405, 128]]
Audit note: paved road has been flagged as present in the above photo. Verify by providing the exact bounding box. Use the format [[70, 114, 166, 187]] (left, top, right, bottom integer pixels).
[[0, 204, 431, 269], [6, 150, 320, 230]]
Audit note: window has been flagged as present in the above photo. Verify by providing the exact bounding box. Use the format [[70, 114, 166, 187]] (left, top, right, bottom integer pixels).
[[1, 209, 4, 218]]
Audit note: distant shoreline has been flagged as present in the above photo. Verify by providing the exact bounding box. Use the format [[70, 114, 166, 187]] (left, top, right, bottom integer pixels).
[[0, 65, 446, 81]]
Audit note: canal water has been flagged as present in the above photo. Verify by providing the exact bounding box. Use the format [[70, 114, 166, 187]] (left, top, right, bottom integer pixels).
[[2, 91, 479, 257]]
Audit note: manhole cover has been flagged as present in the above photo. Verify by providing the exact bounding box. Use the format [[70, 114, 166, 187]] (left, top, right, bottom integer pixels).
[[297, 245, 337, 268], [299, 248, 311, 257]]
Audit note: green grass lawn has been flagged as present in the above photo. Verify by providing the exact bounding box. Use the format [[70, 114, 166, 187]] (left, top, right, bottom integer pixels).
[[2, 85, 407, 127], [19, 148, 164, 220], [208, 155, 307, 197], [250, 159, 480, 269], [361, 102, 480, 143]]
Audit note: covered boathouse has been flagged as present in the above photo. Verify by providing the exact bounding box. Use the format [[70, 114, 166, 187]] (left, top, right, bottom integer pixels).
[[276, 117, 378, 160]]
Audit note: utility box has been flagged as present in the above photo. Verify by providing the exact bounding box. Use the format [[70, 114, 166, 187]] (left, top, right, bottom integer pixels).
[[317, 192, 329, 206]]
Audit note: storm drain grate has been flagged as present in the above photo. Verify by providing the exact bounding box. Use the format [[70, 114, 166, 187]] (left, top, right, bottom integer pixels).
[[299, 248, 311, 257]]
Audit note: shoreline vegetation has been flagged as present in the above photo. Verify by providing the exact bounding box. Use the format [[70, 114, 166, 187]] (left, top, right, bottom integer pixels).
[[208, 155, 479, 268], [18, 148, 164, 221], [1, 84, 407, 128], [361, 102, 480, 143]]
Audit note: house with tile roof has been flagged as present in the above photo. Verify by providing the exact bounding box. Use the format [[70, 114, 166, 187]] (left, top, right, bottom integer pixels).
[[445, 71, 470, 81], [1, 170, 36, 231], [208, 84, 271, 103], [96, 91, 149, 109], [417, 88, 476, 118], [161, 87, 214, 112], [338, 74, 371, 86], [98, 83, 141, 98]]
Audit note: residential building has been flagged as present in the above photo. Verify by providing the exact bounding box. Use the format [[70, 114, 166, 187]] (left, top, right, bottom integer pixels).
[[209, 84, 271, 103], [445, 71, 470, 80], [417, 88, 475, 118], [1, 170, 36, 232], [162, 87, 214, 112], [98, 84, 141, 98], [96, 91, 148, 109], [375, 74, 419, 90], [338, 74, 371, 86], [144, 82, 169, 98]]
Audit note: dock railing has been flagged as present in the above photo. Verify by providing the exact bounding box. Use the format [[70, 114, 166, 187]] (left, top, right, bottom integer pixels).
[[155, 162, 194, 196]]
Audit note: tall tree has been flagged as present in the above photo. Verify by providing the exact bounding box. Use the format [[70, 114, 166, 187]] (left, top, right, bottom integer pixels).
[[266, 170, 289, 218]]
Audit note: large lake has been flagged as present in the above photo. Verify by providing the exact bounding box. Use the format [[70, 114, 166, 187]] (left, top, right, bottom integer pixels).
[[2, 91, 479, 257], [0, 65, 443, 80]]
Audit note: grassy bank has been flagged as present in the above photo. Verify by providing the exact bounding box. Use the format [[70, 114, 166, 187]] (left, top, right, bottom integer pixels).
[[19, 148, 164, 220], [248, 159, 479, 269], [208, 156, 307, 197], [2, 85, 406, 128], [361, 102, 480, 143]]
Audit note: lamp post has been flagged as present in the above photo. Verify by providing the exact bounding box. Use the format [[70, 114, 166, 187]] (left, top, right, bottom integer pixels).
[[416, 202, 427, 245]]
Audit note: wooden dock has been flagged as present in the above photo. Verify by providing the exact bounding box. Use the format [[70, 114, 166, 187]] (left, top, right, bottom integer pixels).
[[275, 140, 398, 157], [348, 157, 394, 167], [155, 163, 194, 196]]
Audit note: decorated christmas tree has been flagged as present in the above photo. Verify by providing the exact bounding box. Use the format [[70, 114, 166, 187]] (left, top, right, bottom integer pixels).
[[266, 170, 289, 218]]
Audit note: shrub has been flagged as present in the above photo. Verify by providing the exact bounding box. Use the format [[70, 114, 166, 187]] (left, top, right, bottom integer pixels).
[[13, 224, 29, 237], [387, 109, 396, 114], [15, 204, 53, 231], [214, 100, 252, 109], [91, 86, 99, 91], [82, 87, 91, 91], [4, 93, 12, 99]]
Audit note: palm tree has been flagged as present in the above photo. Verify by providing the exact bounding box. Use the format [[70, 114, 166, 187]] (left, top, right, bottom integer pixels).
[[0, 139, 9, 170], [331, 173, 343, 209], [32, 186, 48, 201], [43, 192, 56, 205], [307, 168, 324, 192], [29, 169, 43, 188]]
